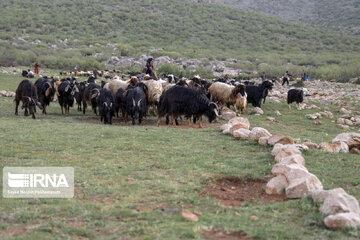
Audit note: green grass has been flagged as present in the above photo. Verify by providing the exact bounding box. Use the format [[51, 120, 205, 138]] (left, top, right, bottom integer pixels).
[[0, 73, 360, 239], [216, 0, 360, 36]]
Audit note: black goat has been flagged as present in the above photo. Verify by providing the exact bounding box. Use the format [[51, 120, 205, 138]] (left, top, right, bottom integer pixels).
[[15, 80, 42, 119], [74, 81, 87, 112], [115, 88, 127, 118], [58, 78, 78, 115], [246, 81, 273, 108], [82, 82, 101, 115], [22, 70, 28, 77], [287, 89, 304, 109], [34, 77, 56, 114], [98, 88, 116, 124], [157, 85, 218, 128], [124, 83, 147, 125]]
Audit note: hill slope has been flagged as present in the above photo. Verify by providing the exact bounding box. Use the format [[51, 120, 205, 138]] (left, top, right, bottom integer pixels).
[[0, 0, 359, 80], [213, 0, 360, 36]]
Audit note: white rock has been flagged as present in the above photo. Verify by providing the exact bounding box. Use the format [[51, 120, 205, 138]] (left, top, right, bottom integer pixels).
[[344, 119, 353, 126], [285, 173, 323, 199], [275, 110, 281, 116], [266, 175, 288, 195], [249, 127, 272, 141], [324, 212, 360, 229], [278, 154, 305, 166], [220, 123, 230, 131], [258, 136, 269, 146], [271, 144, 302, 157], [320, 192, 360, 215], [233, 128, 251, 140], [332, 132, 360, 144], [312, 188, 347, 202], [271, 163, 309, 182], [0, 90, 6, 96], [228, 117, 250, 129], [337, 118, 346, 125], [220, 110, 236, 121], [340, 108, 352, 114], [320, 142, 349, 153], [251, 107, 264, 115]]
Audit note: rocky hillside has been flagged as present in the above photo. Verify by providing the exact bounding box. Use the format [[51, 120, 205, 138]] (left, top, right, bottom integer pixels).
[[213, 0, 360, 36]]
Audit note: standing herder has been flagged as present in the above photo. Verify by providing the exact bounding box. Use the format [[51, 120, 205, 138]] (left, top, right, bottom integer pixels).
[[142, 58, 158, 80], [282, 71, 291, 86], [34, 62, 39, 75], [261, 72, 266, 82]]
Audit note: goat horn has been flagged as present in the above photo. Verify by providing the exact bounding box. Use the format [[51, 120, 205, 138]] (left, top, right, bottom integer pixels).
[[132, 98, 136, 107], [137, 99, 142, 106], [104, 102, 107, 107]]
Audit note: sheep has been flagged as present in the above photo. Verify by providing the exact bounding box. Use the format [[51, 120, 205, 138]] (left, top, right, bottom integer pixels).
[[143, 80, 163, 115], [208, 82, 247, 114], [108, 76, 139, 95]]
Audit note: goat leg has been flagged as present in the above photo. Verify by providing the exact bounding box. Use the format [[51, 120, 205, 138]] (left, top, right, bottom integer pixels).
[[157, 117, 161, 127], [198, 115, 203, 128]]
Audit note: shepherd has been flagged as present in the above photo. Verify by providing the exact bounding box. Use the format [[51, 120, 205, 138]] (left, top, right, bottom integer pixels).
[[34, 62, 39, 75], [142, 58, 158, 80]]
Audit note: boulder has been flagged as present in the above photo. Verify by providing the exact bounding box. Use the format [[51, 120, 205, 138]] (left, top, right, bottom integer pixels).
[[268, 135, 284, 146], [258, 136, 269, 146], [337, 124, 350, 130], [340, 108, 352, 114], [220, 123, 231, 131], [266, 175, 288, 195], [324, 212, 360, 229], [278, 154, 305, 166], [275, 110, 281, 116], [285, 173, 323, 199], [249, 127, 272, 141], [0, 90, 6, 96], [219, 110, 236, 121], [350, 148, 360, 155], [303, 140, 319, 149], [306, 113, 321, 120], [266, 117, 275, 122], [271, 163, 309, 182], [312, 188, 347, 202], [275, 136, 295, 145], [271, 144, 302, 157], [347, 137, 360, 149], [251, 107, 264, 115], [230, 124, 249, 134], [320, 192, 360, 215], [320, 142, 349, 153], [233, 128, 251, 140], [332, 132, 360, 145], [344, 119, 353, 126], [228, 117, 250, 130]]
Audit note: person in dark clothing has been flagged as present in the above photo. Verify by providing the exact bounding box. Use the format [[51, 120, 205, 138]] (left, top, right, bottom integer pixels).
[[301, 69, 306, 81], [282, 71, 291, 86], [261, 72, 266, 82], [142, 58, 158, 79], [93, 70, 98, 78]]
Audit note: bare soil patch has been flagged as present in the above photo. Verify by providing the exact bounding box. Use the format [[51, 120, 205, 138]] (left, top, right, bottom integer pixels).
[[201, 228, 254, 240], [201, 177, 287, 207]]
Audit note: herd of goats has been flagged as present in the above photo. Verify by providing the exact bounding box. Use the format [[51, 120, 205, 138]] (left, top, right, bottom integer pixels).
[[14, 71, 305, 126]]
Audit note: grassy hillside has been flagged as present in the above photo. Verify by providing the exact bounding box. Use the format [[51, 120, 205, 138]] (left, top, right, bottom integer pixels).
[[0, 0, 359, 81], [214, 0, 360, 36]]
